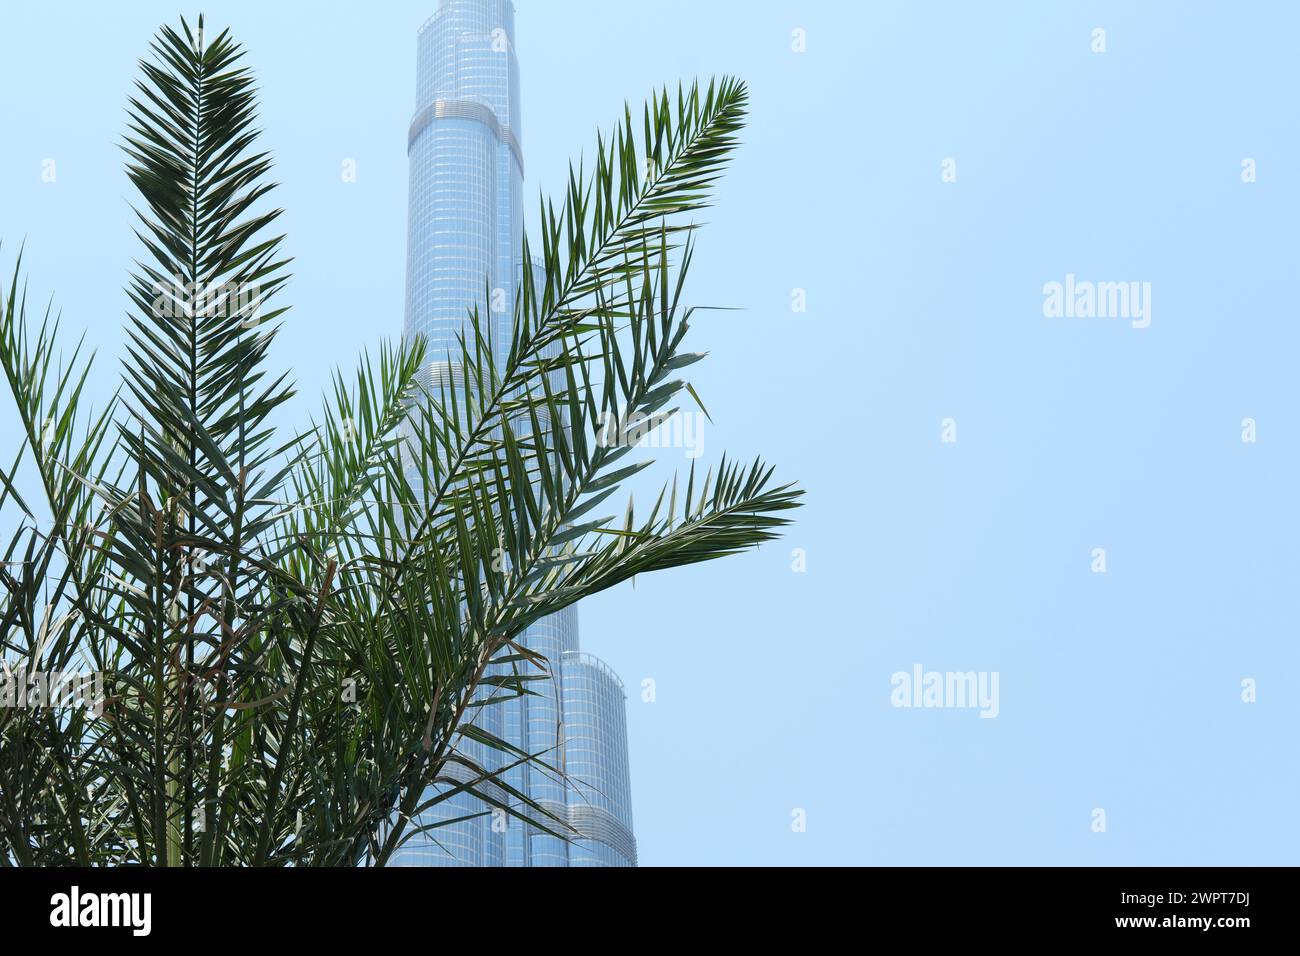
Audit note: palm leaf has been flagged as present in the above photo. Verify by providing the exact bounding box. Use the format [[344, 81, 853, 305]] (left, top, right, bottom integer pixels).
[[0, 19, 802, 868]]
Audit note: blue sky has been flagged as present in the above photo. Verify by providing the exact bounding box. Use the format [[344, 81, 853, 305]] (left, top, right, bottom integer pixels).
[[2, 1, 1297, 865]]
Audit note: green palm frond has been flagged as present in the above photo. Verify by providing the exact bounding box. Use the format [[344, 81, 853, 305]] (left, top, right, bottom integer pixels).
[[0, 19, 801, 867]]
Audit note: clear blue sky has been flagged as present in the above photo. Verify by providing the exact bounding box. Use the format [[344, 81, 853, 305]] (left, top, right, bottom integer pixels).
[[2, 1, 1297, 865]]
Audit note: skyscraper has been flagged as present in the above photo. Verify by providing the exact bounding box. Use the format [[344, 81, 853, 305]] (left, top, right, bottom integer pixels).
[[396, 0, 637, 868]]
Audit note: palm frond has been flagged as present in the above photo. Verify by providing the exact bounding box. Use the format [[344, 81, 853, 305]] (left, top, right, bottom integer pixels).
[[0, 18, 801, 868]]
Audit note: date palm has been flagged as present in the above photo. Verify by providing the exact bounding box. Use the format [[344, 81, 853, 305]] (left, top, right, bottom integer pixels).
[[0, 16, 801, 866]]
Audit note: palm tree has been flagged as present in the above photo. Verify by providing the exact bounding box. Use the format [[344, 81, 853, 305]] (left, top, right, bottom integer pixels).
[[0, 15, 801, 866]]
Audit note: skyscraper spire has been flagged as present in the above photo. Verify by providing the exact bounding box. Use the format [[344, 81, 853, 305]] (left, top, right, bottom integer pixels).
[[397, 0, 636, 868]]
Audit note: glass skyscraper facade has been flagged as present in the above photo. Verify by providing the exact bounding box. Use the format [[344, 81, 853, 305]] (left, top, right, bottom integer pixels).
[[395, 0, 637, 868]]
